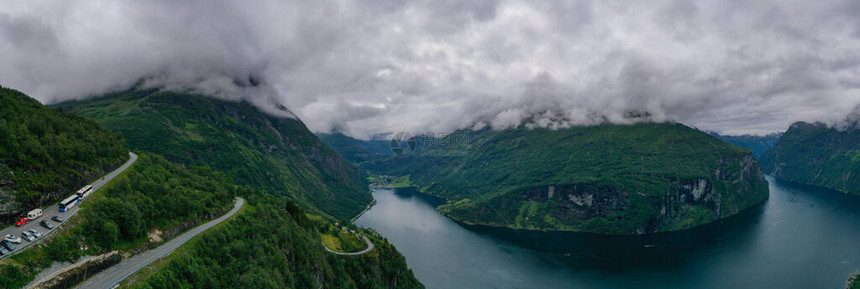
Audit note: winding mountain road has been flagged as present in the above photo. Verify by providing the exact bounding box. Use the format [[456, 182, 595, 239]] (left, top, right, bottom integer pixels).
[[0, 152, 137, 259], [322, 235, 374, 256], [75, 197, 244, 289]]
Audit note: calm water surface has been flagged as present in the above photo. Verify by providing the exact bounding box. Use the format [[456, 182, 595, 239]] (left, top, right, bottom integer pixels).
[[356, 177, 860, 289]]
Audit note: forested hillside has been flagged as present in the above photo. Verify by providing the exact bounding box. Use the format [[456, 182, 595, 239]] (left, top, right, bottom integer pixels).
[[0, 86, 128, 223], [61, 89, 370, 220], [761, 122, 860, 195], [125, 194, 423, 289], [375, 123, 768, 234], [1, 154, 422, 289], [0, 87, 421, 288], [0, 153, 238, 288]]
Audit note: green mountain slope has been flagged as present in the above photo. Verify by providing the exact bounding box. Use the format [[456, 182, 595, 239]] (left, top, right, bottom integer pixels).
[[0, 86, 128, 223], [60, 89, 370, 219], [0, 87, 419, 288], [761, 122, 860, 195], [317, 132, 394, 165], [374, 123, 769, 234]]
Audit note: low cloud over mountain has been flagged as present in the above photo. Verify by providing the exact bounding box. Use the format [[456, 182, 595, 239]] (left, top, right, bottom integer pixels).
[[3, 0, 860, 137]]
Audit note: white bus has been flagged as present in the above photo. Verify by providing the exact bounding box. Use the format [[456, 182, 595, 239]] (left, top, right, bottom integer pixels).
[[76, 185, 93, 200], [58, 195, 79, 212]]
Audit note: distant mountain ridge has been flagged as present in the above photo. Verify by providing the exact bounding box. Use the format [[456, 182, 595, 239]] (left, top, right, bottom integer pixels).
[[373, 122, 769, 234], [761, 121, 860, 195], [60, 89, 371, 220], [710, 132, 782, 159], [317, 132, 394, 165]]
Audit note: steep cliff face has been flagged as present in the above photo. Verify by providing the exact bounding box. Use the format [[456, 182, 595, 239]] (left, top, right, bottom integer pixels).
[[441, 154, 766, 234], [377, 122, 769, 234], [761, 121, 860, 195]]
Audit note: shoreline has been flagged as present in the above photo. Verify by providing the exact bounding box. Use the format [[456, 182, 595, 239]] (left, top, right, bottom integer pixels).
[[441, 200, 769, 236], [350, 196, 377, 223], [376, 184, 768, 237], [848, 273, 859, 289]]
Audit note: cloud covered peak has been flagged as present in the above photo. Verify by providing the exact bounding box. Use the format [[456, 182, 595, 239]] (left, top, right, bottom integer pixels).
[[3, 0, 860, 139]]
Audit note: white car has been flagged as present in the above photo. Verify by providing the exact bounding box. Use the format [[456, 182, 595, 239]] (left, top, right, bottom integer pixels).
[[20, 231, 34, 242], [28, 229, 42, 238], [4, 234, 21, 244]]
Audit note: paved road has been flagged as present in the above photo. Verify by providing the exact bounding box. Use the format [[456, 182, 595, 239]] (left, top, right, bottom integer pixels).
[[0, 152, 137, 259], [322, 235, 374, 256], [76, 197, 244, 289]]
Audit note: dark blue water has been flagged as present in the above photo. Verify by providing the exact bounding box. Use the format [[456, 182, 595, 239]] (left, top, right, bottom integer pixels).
[[356, 177, 860, 289]]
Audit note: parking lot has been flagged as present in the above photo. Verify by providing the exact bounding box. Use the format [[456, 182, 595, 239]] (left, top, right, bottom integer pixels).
[[0, 152, 136, 259], [0, 205, 75, 258]]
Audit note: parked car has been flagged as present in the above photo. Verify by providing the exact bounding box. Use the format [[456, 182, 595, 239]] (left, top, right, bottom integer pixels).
[[20, 231, 34, 242], [1, 240, 15, 251], [40, 220, 54, 229], [4, 234, 21, 244], [28, 229, 42, 238], [15, 218, 29, 227], [0, 245, 9, 256], [52, 216, 65, 223]]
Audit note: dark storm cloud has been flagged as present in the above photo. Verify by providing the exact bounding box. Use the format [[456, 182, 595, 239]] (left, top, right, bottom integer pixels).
[[2, 0, 860, 138]]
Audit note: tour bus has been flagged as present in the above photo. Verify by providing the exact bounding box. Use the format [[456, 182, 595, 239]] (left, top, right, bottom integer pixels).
[[58, 195, 80, 212], [76, 185, 93, 200]]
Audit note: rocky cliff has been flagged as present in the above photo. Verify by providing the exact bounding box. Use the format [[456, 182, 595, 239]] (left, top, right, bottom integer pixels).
[[442, 154, 766, 234]]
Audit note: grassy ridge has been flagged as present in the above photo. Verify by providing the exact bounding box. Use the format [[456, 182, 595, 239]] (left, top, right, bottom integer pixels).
[[60, 90, 370, 220], [375, 123, 768, 234], [761, 122, 860, 195], [0, 86, 128, 223]]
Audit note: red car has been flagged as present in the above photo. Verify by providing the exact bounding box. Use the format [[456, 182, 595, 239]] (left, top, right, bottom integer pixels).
[[15, 218, 29, 227]]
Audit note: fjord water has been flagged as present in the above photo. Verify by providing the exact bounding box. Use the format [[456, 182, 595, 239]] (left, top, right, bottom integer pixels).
[[356, 177, 860, 289]]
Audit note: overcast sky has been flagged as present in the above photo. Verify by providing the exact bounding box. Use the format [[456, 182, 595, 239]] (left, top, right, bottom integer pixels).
[[2, 0, 860, 138]]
